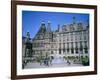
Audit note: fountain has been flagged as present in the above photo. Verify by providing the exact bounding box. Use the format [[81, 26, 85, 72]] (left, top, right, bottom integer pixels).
[[52, 54, 65, 64]]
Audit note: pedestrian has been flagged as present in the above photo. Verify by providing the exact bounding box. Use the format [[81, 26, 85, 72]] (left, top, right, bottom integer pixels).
[[46, 58, 49, 66], [44, 59, 46, 66], [50, 57, 52, 65], [40, 60, 42, 65], [67, 60, 70, 65]]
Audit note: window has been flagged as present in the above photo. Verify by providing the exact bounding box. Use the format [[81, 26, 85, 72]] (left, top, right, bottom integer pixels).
[[51, 44, 53, 48], [81, 56, 83, 59], [84, 36, 86, 40], [67, 38, 69, 41], [71, 48, 74, 54], [76, 48, 78, 54], [67, 48, 69, 52], [59, 49, 61, 54], [63, 43, 65, 52], [71, 36, 73, 41], [84, 48, 88, 53], [84, 41, 87, 47], [80, 36, 82, 40], [51, 51, 53, 54], [59, 39, 61, 42], [75, 36, 77, 40], [71, 42, 73, 48], [67, 43, 69, 48]]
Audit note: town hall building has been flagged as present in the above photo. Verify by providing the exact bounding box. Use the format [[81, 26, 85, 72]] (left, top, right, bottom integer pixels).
[[22, 17, 89, 67]]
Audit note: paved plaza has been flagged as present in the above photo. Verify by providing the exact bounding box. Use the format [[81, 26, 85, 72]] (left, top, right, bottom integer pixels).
[[24, 58, 83, 69]]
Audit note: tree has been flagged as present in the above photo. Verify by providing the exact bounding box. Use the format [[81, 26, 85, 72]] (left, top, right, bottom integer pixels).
[[81, 56, 89, 66]]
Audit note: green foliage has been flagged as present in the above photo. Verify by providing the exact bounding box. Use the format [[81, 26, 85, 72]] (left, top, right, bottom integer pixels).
[[67, 56, 76, 60], [81, 56, 89, 66], [64, 56, 76, 60]]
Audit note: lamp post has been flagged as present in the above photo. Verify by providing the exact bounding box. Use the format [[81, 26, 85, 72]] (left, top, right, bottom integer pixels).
[[79, 43, 83, 62]]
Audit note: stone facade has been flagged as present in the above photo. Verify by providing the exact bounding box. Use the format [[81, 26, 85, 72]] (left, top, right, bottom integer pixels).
[[22, 18, 89, 65]]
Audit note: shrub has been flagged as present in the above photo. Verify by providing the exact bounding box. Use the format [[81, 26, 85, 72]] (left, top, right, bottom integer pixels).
[[81, 56, 89, 66]]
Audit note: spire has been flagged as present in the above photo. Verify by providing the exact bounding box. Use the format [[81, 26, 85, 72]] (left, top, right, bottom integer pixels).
[[47, 21, 51, 32], [72, 16, 76, 24], [41, 21, 46, 30], [86, 19, 89, 29], [59, 25, 62, 32], [58, 24, 60, 31], [37, 21, 46, 33], [41, 21, 45, 28], [26, 32, 30, 42], [26, 32, 30, 39]]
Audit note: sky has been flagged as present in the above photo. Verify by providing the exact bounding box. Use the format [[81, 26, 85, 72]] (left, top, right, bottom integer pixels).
[[22, 11, 89, 38]]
